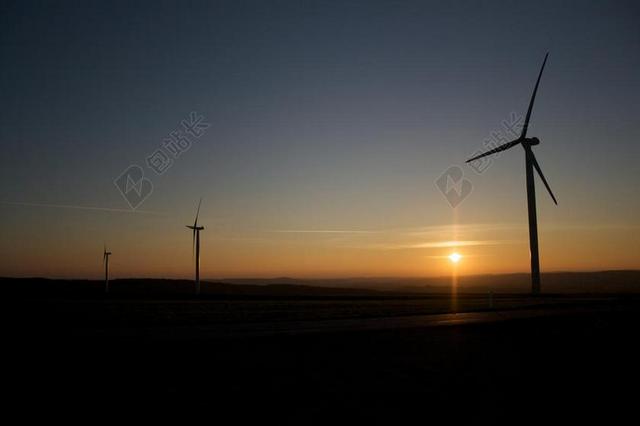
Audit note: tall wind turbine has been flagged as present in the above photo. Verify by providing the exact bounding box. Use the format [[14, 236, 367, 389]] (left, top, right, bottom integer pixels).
[[466, 53, 557, 295], [103, 244, 112, 294], [186, 199, 204, 295]]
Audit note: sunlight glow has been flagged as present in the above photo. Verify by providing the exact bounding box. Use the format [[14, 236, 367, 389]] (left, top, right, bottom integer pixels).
[[448, 252, 462, 263]]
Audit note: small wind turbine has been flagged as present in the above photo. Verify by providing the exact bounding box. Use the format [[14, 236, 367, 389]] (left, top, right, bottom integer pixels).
[[466, 53, 557, 295], [186, 199, 204, 295], [103, 244, 112, 294]]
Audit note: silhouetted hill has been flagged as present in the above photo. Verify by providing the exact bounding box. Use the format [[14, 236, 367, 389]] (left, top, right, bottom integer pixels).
[[1, 270, 638, 299], [403, 270, 640, 293], [222, 271, 640, 293], [0, 277, 382, 299]]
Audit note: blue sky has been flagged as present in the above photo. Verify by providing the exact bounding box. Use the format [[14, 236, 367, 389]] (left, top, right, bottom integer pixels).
[[1, 0, 638, 278]]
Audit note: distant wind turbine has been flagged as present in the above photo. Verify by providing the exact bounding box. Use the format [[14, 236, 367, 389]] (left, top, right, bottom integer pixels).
[[466, 52, 557, 295], [103, 244, 112, 294], [186, 199, 205, 295]]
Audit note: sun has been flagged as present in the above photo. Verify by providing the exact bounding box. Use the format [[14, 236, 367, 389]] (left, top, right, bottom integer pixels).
[[448, 252, 462, 263]]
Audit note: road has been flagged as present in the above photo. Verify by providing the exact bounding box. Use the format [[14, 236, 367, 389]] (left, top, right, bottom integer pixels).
[[69, 300, 624, 339]]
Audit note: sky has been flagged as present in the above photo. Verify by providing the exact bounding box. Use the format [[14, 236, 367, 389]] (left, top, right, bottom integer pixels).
[[0, 0, 638, 279]]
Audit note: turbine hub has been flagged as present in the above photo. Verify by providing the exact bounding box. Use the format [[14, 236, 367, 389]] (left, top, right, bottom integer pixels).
[[524, 137, 540, 146]]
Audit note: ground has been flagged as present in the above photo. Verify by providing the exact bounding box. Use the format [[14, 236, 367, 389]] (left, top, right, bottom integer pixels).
[[3, 293, 639, 422]]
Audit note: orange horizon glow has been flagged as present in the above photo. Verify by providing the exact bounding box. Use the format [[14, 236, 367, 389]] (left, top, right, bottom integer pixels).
[[1, 213, 638, 280]]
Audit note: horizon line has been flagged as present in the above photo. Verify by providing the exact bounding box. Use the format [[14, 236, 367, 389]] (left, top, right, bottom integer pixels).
[[3, 268, 638, 282]]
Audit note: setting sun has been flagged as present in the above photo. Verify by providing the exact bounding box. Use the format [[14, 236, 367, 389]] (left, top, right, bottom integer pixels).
[[449, 253, 462, 263]]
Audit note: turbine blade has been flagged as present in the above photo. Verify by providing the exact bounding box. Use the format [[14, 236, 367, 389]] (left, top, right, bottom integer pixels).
[[530, 152, 558, 205], [521, 52, 549, 139], [193, 198, 202, 228], [466, 139, 521, 163]]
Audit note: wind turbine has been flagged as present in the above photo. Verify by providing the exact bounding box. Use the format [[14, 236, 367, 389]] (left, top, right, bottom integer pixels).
[[186, 199, 204, 295], [103, 244, 112, 294], [466, 53, 557, 295]]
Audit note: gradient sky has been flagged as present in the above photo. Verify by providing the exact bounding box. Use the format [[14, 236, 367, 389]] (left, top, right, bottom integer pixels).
[[1, 0, 638, 279]]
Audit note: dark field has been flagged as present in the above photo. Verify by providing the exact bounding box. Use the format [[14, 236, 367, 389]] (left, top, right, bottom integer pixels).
[[3, 279, 640, 421]]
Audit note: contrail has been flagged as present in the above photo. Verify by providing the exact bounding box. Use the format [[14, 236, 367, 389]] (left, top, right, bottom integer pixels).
[[1, 201, 165, 215]]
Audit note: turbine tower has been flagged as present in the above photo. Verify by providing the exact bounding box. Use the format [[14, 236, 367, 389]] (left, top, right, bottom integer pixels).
[[466, 53, 557, 295], [103, 245, 112, 294], [186, 199, 204, 295]]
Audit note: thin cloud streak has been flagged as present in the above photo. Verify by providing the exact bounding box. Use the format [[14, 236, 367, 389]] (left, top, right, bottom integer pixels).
[[1, 201, 165, 215], [268, 224, 521, 235], [363, 240, 522, 250], [405, 223, 526, 236], [269, 229, 381, 234], [407, 240, 517, 249]]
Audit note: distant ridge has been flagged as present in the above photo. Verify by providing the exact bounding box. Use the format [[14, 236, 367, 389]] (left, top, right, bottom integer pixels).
[[221, 271, 640, 293], [0, 277, 382, 299], [1, 270, 638, 298]]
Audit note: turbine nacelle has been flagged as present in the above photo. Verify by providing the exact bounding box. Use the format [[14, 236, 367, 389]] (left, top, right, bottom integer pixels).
[[103, 245, 112, 262], [523, 137, 540, 146]]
